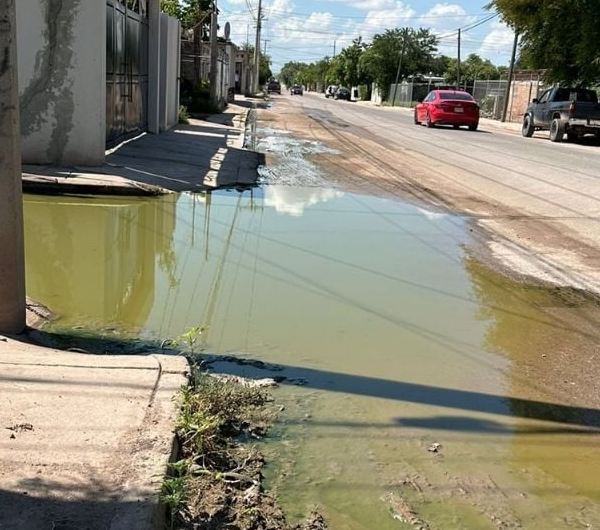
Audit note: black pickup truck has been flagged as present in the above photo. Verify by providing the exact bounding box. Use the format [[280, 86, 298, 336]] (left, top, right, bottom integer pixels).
[[521, 86, 600, 142], [266, 79, 281, 94]]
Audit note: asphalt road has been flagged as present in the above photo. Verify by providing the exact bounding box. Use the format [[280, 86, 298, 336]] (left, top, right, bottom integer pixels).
[[264, 92, 600, 294]]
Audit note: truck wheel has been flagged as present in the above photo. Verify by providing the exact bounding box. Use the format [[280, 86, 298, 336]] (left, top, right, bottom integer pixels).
[[549, 118, 565, 142], [521, 115, 534, 137]]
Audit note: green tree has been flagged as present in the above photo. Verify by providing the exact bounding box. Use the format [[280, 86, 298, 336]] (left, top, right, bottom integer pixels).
[[173, 0, 212, 30], [279, 58, 332, 91], [489, 0, 600, 85], [259, 53, 272, 85], [359, 28, 438, 96], [279, 61, 306, 87], [160, 0, 183, 19], [428, 54, 451, 77], [336, 37, 367, 87], [445, 54, 502, 84]]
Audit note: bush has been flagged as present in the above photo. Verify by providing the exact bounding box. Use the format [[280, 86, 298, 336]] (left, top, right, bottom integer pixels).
[[178, 105, 190, 124], [180, 79, 222, 115], [358, 84, 371, 101]]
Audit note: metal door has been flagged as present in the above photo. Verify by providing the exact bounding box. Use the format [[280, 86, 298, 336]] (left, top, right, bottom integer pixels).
[[106, 0, 149, 147]]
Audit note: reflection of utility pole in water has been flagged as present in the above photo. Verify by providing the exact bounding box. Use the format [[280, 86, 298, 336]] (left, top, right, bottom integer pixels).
[[200, 193, 243, 346], [204, 191, 212, 262], [0, 3, 26, 333]]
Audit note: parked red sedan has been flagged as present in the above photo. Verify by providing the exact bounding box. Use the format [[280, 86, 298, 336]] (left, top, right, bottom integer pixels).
[[414, 90, 479, 131]]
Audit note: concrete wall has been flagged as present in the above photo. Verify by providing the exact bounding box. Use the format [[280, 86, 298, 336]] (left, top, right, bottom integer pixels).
[[159, 13, 181, 132], [16, 0, 106, 166]]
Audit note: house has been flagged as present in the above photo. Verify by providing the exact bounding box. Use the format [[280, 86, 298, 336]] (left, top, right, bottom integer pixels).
[[180, 31, 252, 106], [16, 0, 181, 166]]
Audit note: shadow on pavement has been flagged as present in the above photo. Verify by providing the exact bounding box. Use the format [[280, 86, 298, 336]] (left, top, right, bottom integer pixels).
[[0, 483, 161, 530]]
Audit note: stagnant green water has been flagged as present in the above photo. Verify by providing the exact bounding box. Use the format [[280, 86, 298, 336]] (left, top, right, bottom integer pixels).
[[24, 189, 600, 528]]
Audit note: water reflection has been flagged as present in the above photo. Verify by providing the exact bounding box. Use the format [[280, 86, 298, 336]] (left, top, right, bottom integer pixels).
[[264, 186, 344, 217], [24, 194, 178, 331], [22, 186, 600, 527], [466, 257, 600, 503]]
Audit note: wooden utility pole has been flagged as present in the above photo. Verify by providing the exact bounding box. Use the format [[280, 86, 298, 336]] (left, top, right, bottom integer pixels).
[[502, 31, 519, 123], [457, 28, 461, 90], [252, 0, 262, 93], [209, 0, 219, 104], [0, 1, 26, 333]]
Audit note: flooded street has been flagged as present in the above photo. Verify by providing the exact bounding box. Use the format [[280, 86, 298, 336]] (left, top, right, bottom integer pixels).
[[23, 122, 600, 528]]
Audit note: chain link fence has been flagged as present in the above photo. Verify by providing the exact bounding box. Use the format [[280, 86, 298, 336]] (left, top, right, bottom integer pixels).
[[387, 71, 547, 123]]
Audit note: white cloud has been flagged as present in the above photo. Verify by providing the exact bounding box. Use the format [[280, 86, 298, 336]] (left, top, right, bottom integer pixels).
[[220, 1, 511, 72], [478, 25, 515, 65]]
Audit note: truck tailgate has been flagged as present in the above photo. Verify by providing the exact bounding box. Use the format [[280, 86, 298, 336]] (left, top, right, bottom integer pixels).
[[570, 101, 600, 121]]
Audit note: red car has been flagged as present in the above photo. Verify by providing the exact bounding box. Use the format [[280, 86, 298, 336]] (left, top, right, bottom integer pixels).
[[414, 90, 479, 131]]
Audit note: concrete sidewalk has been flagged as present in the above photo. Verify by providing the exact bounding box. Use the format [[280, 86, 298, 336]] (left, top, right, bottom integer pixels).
[[22, 98, 263, 196], [0, 99, 262, 529], [0, 335, 189, 530]]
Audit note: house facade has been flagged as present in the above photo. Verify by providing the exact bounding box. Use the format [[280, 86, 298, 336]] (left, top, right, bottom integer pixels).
[[16, 0, 180, 166]]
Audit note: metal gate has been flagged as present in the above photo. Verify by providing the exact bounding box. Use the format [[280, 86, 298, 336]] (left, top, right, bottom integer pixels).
[[106, 0, 149, 147]]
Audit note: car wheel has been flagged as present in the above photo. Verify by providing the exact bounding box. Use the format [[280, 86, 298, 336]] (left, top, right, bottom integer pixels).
[[413, 109, 421, 125], [453, 124, 460, 129], [426, 113, 435, 128], [522, 114, 535, 137], [549, 118, 564, 142], [468, 122, 478, 131]]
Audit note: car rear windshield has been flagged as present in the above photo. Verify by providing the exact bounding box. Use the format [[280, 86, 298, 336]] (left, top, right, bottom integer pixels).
[[439, 92, 474, 101]]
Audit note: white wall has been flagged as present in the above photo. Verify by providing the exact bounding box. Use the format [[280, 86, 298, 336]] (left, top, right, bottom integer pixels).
[[159, 13, 180, 132], [16, 0, 106, 166]]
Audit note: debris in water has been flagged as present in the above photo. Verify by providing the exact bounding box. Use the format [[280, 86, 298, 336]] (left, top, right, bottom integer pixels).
[[427, 443, 442, 453]]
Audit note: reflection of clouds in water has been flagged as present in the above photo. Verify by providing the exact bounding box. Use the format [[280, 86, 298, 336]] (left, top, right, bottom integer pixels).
[[264, 186, 344, 217]]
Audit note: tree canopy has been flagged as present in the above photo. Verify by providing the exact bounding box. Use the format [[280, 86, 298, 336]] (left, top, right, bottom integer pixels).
[[161, 0, 212, 30], [359, 28, 439, 95], [490, 0, 600, 85], [445, 54, 504, 84]]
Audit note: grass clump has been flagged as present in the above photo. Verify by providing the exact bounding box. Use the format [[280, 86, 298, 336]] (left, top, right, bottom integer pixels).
[[162, 375, 327, 530]]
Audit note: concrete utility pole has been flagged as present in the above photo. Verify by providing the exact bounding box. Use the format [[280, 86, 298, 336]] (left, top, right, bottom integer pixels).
[[252, 0, 262, 93], [391, 28, 408, 107], [0, 1, 26, 334], [209, 0, 219, 105]]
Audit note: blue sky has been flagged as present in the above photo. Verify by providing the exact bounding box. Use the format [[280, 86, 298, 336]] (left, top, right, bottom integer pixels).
[[217, 0, 515, 74]]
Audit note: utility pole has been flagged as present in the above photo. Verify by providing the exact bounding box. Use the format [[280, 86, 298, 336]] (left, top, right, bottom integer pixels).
[[333, 39, 336, 57], [209, 0, 219, 105], [0, 1, 26, 333], [457, 28, 461, 90], [502, 31, 519, 123], [252, 0, 262, 93], [263, 38, 269, 55], [391, 29, 408, 107]]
